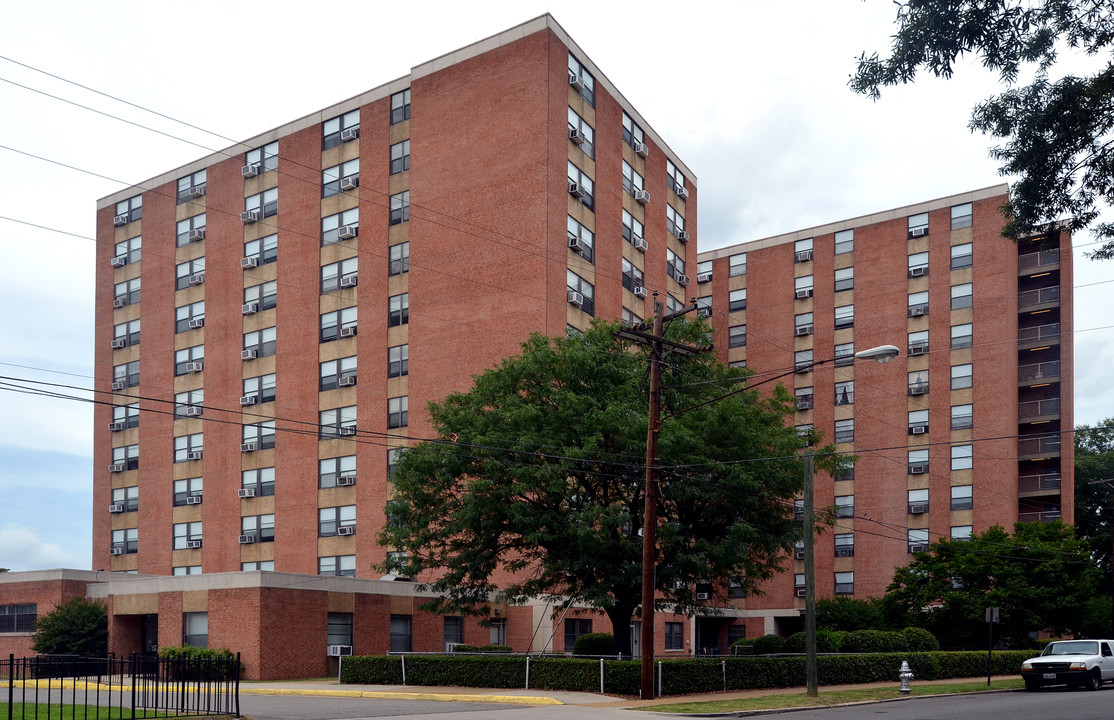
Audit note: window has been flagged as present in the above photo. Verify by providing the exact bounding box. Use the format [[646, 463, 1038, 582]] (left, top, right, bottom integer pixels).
[[388, 396, 408, 429], [795, 386, 813, 409], [834, 267, 854, 292], [176, 214, 206, 247], [795, 275, 814, 297], [173, 477, 202, 506], [951, 485, 973, 510], [173, 521, 202, 550], [834, 229, 854, 254], [174, 345, 204, 376], [834, 571, 854, 595], [319, 555, 356, 577], [834, 419, 854, 444], [242, 561, 274, 571], [908, 330, 929, 355], [389, 242, 410, 275], [696, 296, 712, 317], [951, 283, 973, 310], [179, 565, 205, 575], [323, 159, 359, 197], [951, 242, 973, 269], [908, 409, 929, 435], [320, 356, 357, 390], [568, 53, 595, 105], [622, 308, 642, 326], [568, 161, 594, 210], [322, 258, 358, 293], [242, 467, 275, 497], [696, 260, 712, 282], [564, 618, 593, 650], [908, 251, 929, 276], [174, 390, 203, 418], [951, 323, 973, 349], [390, 615, 413, 653], [834, 342, 854, 367], [729, 325, 747, 348], [666, 248, 686, 283], [795, 349, 814, 372], [390, 140, 411, 174], [908, 529, 930, 553], [174, 433, 203, 463], [388, 293, 409, 327], [242, 514, 275, 543], [112, 528, 138, 554], [183, 612, 207, 649], [951, 444, 973, 470], [244, 233, 277, 265], [245, 188, 278, 220], [834, 533, 854, 557], [667, 160, 687, 196], [320, 406, 357, 439], [794, 311, 813, 335], [175, 258, 206, 290], [835, 464, 856, 482], [908, 212, 929, 238], [387, 448, 403, 475], [114, 194, 142, 224], [729, 252, 747, 277], [112, 403, 139, 430], [951, 525, 973, 541], [835, 495, 854, 518], [443, 616, 463, 650], [319, 456, 356, 489], [794, 238, 814, 263], [242, 421, 276, 450], [113, 235, 142, 266], [567, 107, 594, 158], [622, 112, 644, 149], [176, 170, 206, 203], [908, 291, 929, 317], [665, 622, 684, 651], [622, 209, 645, 248], [724, 288, 746, 312], [325, 612, 354, 650], [323, 109, 359, 150], [568, 216, 594, 263], [319, 505, 356, 537], [835, 380, 854, 405], [113, 319, 141, 348], [390, 89, 410, 124], [242, 374, 276, 404], [794, 573, 805, 589], [175, 301, 205, 332], [389, 191, 410, 225], [951, 363, 973, 389], [388, 344, 408, 378], [908, 488, 929, 513], [113, 360, 140, 389], [908, 448, 929, 473], [951, 404, 973, 430], [666, 205, 685, 238], [951, 202, 972, 230], [796, 424, 813, 446], [320, 307, 358, 343], [112, 444, 139, 471], [243, 327, 277, 358], [114, 277, 141, 306], [245, 141, 278, 175], [567, 270, 595, 316], [621, 258, 644, 293], [322, 210, 358, 246], [244, 281, 277, 312], [834, 304, 854, 329], [111, 486, 139, 513]]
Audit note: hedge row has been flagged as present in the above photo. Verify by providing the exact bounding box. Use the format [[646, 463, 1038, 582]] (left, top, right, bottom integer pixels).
[[741, 628, 940, 655], [341, 650, 1030, 696]]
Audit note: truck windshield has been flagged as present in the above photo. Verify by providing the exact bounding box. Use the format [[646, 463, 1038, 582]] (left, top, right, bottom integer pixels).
[[1042, 642, 1099, 656]]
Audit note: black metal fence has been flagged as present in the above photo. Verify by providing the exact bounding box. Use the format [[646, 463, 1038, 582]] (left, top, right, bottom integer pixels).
[[3, 653, 240, 719]]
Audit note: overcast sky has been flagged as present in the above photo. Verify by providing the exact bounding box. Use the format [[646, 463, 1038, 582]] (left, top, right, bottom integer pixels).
[[0, 1, 1108, 571]]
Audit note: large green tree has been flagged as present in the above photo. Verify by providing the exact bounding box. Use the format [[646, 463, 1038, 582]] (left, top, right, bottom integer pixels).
[[31, 597, 108, 656], [883, 522, 1100, 648], [1075, 420, 1114, 585], [379, 319, 837, 656], [852, 1, 1114, 257]]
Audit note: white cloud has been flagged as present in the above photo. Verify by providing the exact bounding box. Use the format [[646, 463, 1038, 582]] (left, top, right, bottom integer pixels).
[[0, 524, 87, 572]]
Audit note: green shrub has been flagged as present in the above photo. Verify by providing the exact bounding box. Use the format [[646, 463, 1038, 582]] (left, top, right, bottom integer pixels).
[[783, 630, 841, 654], [31, 598, 108, 656], [450, 644, 511, 653], [900, 627, 939, 652], [156, 646, 240, 680], [840, 629, 910, 654], [752, 634, 786, 654], [573, 633, 615, 656]]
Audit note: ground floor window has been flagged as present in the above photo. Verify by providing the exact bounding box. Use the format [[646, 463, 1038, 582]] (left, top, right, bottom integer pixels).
[[390, 614, 412, 653], [489, 618, 506, 646], [564, 618, 592, 651], [665, 621, 684, 650], [183, 612, 208, 648], [0, 604, 36, 633]]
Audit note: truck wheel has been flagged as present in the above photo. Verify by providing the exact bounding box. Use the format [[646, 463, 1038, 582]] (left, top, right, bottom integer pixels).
[[1085, 669, 1101, 691], [1024, 679, 1040, 692]]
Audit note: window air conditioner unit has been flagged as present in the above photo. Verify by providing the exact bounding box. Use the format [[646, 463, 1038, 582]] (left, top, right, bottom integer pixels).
[[109, 547, 124, 555], [340, 176, 359, 191], [795, 363, 812, 374], [188, 317, 205, 329], [108, 463, 125, 473], [911, 227, 928, 238], [185, 361, 203, 373], [185, 495, 203, 505], [567, 290, 584, 308], [835, 548, 854, 558], [327, 645, 353, 657], [340, 127, 360, 142], [237, 488, 256, 498], [568, 127, 586, 145], [909, 266, 927, 278], [113, 214, 131, 227], [337, 474, 356, 486], [676, 274, 690, 286], [632, 286, 648, 299], [632, 189, 650, 204], [632, 236, 648, 252], [110, 256, 128, 268], [185, 540, 202, 549], [241, 210, 260, 224], [111, 381, 126, 391], [676, 185, 689, 200], [795, 589, 807, 597], [242, 302, 259, 315], [188, 228, 206, 242], [695, 592, 710, 601], [184, 407, 203, 419], [109, 421, 126, 432], [909, 342, 928, 356], [795, 250, 813, 263], [241, 256, 259, 269], [632, 141, 649, 158], [241, 349, 258, 360], [909, 543, 928, 553], [795, 325, 813, 336], [909, 385, 928, 396], [111, 338, 126, 349], [339, 326, 357, 338], [242, 163, 260, 178], [113, 297, 128, 308], [338, 375, 357, 387], [337, 526, 355, 536], [697, 272, 712, 284], [567, 234, 585, 252], [238, 534, 257, 544], [795, 288, 813, 299], [109, 504, 125, 514], [338, 426, 357, 436], [794, 549, 805, 559], [240, 442, 259, 452], [676, 230, 691, 242], [568, 71, 584, 91], [796, 400, 813, 411], [909, 306, 928, 317], [338, 225, 358, 239], [189, 185, 206, 198], [911, 425, 928, 435], [909, 463, 929, 474], [340, 275, 358, 288], [909, 504, 928, 514], [240, 395, 257, 406], [697, 307, 712, 318], [188, 273, 205, 285], [568, 180, 585, 198]]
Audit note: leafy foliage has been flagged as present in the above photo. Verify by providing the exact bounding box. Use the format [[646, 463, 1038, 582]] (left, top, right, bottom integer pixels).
[[882, 522, 1100, 648], [1075, 420, 1114, 586], [815, 596, 887, 631], [572, 632, 615, 656], [752, 634, 787, 654], [852, 1, 1114, 257], [783, 630, 842, 653], [380, 319, 835, 656], [901, 626, 941, 652], [31, 598, 107, 656]]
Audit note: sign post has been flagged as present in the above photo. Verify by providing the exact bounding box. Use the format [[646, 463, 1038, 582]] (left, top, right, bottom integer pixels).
[[985, 606, 999, 685]]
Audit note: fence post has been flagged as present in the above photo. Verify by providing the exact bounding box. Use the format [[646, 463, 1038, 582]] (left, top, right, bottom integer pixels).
[[525, 656, 530, 690], [7, 654, 13, 720], [400, 655, 406, 686], [235, 652, 242, 719], [599, 658, 604, 694], [657, 660, 662, 698], [722, 660, 726, 691]]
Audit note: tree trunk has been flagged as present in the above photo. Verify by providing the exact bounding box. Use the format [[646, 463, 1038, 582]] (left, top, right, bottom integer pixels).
[[606, 603, 636, 657]]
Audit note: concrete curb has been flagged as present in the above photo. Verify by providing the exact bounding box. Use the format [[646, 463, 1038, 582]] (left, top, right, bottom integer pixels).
[[241, 687, 563, 705]]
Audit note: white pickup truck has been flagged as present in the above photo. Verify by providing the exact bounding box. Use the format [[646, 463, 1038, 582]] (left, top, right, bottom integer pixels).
[[1020, 639, 1114, 691]]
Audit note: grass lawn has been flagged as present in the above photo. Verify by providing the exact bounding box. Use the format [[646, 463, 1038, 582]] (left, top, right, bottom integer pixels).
[[642, 678, 1025, 713]]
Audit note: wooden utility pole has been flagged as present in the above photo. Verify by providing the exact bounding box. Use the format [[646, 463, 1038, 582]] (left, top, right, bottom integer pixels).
[[802, 450, 817, 697], [639, 297, 664, 700]]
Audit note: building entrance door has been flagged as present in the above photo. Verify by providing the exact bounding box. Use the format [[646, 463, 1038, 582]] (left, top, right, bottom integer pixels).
[[141, 614, 158, 653]]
